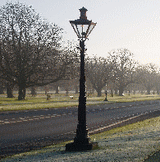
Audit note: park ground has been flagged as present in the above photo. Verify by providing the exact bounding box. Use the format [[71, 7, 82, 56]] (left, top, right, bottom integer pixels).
[[0, 93, 160, 161]]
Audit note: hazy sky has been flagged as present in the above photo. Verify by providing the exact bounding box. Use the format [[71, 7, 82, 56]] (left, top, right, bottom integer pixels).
[[1, 0, 160, 66]]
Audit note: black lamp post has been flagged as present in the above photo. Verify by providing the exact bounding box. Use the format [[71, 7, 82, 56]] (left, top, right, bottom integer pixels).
[[65, 7, 97, 151]]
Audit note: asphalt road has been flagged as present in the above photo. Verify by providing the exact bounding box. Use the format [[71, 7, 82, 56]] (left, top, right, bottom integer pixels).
[[0, 100, 160, 158]]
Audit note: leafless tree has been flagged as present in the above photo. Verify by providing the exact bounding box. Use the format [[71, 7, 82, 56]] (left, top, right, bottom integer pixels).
[[0, 2, 74, 100], [0, 79, 4, 94], [136, 63, 158, 94], [108, 48, 136, 96], [155, 69, 160, 94], [86, 56, 112, 97]]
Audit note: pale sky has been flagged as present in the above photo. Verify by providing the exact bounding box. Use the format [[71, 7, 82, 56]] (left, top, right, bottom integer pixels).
[[1, 0, 160, 67]]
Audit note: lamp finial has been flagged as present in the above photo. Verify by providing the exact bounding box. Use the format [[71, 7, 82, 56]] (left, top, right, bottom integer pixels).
[[79, 7, 88, 20]]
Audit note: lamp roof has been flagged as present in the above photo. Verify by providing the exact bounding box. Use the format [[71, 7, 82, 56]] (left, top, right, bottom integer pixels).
[[79, 7, 88, 20]]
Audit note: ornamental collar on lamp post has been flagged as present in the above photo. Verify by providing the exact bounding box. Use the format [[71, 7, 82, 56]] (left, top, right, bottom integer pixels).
[[70, 7, 97, 40]]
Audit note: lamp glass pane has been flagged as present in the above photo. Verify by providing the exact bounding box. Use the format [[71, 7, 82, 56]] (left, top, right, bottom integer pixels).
[[86, 22, 96, 38], [70, 23, 80, 38], [77, 24, 89, 38]]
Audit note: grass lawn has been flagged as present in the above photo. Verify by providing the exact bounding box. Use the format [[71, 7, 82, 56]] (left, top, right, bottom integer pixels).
[[0, 93, 160, 111]]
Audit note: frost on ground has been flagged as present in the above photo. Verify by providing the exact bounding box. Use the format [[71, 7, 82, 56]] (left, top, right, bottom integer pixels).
[[2, 117, 160, 162]]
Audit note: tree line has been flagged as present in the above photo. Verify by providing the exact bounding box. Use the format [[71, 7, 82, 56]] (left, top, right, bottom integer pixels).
[[38, 54, 160, 98], [0, 2, 159, 99], [86, 49, 160, 97]]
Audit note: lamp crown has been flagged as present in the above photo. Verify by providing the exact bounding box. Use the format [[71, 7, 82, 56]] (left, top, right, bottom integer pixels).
[[79, 7, 88, 20]]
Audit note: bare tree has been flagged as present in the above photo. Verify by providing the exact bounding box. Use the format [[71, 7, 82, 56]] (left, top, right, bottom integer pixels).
[[108, 48, 136, 96], [155, 69, 160, 94], [86, 56, 112, 97], [0, 79, 4, 94], [136, 63, 158, 94], [0, 2, 73, 100]]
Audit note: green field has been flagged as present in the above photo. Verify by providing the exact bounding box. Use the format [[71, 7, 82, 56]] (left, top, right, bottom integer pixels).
[[0, 92, 160, 111]]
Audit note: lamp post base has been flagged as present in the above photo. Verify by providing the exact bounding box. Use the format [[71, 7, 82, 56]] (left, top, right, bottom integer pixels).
[[65, 142, 98, 152], [66, 142, 92, 151]]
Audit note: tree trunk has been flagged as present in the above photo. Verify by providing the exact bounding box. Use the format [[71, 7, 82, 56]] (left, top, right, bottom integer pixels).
[[66, 89, 69, 96], [0, 84, 4, 94], [119, 86, 124, 96], [111, 89, 113, 97], [55, 85, 59, 94], [147, 88, 150, 95], [75, 85, 78, 94], [128, 90, 130, 96], [115, 88, 118, 95], [97, 89, 102, 97], [133, 90, 136, 95], [18, 85, 26, 100], [31, 87, 36, 96], [7, 83, 14, 98], [156, 88, 159, 95]]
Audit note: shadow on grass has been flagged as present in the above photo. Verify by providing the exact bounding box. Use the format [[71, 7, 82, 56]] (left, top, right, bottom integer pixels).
[[144, 151, 160, 162]]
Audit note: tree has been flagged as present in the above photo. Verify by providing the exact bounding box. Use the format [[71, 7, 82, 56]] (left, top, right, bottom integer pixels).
[[0, 84, 3, 94], [0, 79, 4, 94], [0, 2, 72, 100], [6, 81, 14, 98], [30, 86, 37, 96], [136, 63, 158, 94], [108, 48, 136, 96], [86, 56, 112, 97], [155, 70, 160, 94]]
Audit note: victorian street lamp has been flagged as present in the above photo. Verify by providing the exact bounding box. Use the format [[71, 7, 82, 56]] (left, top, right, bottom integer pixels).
[[65, 7, 97, 151]]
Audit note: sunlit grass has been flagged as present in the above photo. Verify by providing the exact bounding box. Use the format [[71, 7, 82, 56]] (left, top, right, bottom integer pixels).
[[0, 102, 79, 111], [89, 93, 157, 103], [90, 115, 160, 141], [0, 93, 160, 111]]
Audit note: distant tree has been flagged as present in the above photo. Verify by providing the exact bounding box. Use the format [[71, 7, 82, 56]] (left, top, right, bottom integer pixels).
[[6, 81, 15, 98], [86, 56, 112, 97], [73, 78, 79, 94], [52, 82, 59, 94], [136, 63, 158, 94], [155, 70, 160, 94], [0, 85, 3, 94], [30, 86, 37, 96], [0, 79, 4, 94], [124, 83, 139, 95], [0, 77, 14, 97], [107, 81, 116, 97], [56, 41, 80, 95], [61, 41, 80, 80], [108, 48, 136, 96], [86, 79, 94, 96], [0, 2, 73, 100]]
